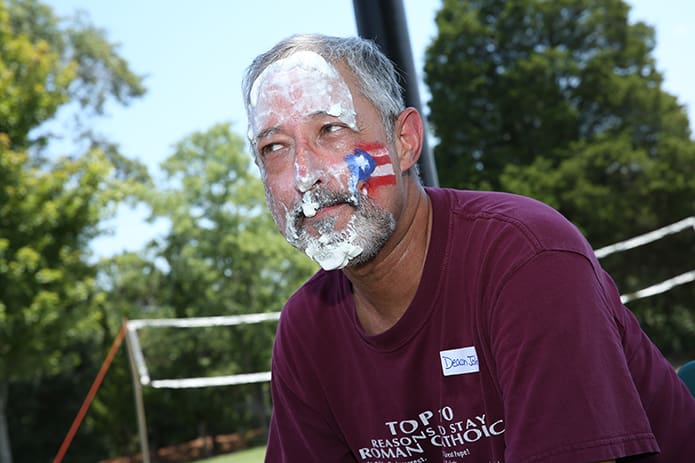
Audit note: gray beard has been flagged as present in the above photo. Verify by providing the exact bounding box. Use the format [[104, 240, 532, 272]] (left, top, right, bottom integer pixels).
[[281, 189, 396, 269]]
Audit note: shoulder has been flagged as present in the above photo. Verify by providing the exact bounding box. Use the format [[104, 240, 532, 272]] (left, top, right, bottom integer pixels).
[[426, 187, 595, 256]]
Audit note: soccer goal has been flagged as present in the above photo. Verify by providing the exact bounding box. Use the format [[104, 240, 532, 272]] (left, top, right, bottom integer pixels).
[[124, 312, 280, 463]]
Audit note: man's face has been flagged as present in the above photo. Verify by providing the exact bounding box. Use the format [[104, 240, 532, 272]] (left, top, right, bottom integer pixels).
[[247, 51, 401, 270]]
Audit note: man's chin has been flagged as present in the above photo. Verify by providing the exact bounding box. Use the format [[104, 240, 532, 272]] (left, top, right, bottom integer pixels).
[[307, 243, 364, 271], [289, 227, 364, 271]]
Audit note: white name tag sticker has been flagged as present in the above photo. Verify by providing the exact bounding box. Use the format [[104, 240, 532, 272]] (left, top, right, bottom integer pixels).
[[440, 346, 480, 376]]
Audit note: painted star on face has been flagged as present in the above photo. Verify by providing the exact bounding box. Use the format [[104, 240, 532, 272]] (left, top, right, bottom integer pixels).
[[353, 151, 373, 172], [346, 148, 377, 182]]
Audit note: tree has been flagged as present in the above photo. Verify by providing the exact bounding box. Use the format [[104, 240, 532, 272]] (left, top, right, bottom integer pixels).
[[0, 1, 146, 461], [424, 0, 695, 359], [0, 0, 71, 150], [97, 123, 316, 450], [1, 0, 145, 151], [149, 122, 315, 319]]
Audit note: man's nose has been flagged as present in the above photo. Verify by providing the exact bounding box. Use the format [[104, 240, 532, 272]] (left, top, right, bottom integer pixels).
[[293, 144, 321, 193]]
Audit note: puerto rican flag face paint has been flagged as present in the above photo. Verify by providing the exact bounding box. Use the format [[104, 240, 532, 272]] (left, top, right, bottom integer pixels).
[[344, 143, 396, 198]]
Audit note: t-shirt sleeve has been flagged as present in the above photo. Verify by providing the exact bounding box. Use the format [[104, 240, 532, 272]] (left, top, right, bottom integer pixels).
[[265, 313, 356, 463], [488, 250, 659, 463]]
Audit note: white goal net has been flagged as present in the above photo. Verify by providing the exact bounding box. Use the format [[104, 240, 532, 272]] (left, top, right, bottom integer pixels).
[[126, 312, 280, 389], [124, 312, 280, 463]]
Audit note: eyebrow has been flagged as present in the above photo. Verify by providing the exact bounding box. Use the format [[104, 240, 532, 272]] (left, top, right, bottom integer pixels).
[[254, 126, 279, 145], [253, 111, 342, 145]]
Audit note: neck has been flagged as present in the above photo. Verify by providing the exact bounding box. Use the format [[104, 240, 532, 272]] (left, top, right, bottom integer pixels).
[[344, 182, 432, 335]]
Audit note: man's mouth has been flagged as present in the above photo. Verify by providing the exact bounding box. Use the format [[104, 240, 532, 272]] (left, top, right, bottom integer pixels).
[[291, 190, 358, 231], [303, 190, 356, 215]]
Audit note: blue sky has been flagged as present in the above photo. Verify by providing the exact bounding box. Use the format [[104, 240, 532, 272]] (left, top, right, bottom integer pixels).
[[44, 0, 695, 258]]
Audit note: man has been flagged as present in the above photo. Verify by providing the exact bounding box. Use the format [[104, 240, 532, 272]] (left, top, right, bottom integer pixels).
[[242, 34, 695, 462]]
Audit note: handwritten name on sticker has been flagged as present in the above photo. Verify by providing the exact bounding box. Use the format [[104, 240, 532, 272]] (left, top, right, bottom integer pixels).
[[440, 346, 479, 376]]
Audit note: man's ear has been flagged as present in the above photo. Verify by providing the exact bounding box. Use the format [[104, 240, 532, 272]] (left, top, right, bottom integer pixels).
[[394, 107, 424, 173]]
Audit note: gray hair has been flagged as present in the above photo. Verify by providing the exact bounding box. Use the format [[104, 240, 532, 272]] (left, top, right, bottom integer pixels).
[[242, 34, 405, 144]]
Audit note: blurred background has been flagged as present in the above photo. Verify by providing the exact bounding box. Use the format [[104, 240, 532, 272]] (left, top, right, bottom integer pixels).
[[1, 0, 694, 462]]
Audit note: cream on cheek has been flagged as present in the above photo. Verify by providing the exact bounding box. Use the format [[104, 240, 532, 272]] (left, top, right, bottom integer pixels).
[[249, 51, 357, 222], [268, 147, 396, 271], [278, 162, 366, 271], [249, 52, 394, 270], [292, 147, 396, 271]]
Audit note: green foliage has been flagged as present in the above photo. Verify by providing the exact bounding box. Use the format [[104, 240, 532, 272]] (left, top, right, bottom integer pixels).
[[147, 122, 316, 320], [425, 0, 695, 360], [0, 0, 145, 151], [0, 0, 147, 462], [0, 0, 147, 367], [425, 0, 690, 191], [2, 140, 109, 379], [0, 0, 73, 149], [139, 123, 315, 443], [63, 11, 146, 114], [87, 123, 316, 453], [2, 0, 312, 457]]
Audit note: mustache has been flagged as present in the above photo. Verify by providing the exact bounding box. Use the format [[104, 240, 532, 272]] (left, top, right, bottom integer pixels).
[[290, 188, 359, 223]]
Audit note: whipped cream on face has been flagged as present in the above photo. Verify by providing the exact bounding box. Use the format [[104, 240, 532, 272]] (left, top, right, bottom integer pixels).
[[303, 217, 364, 271], [280, 190, 396, 271], [281, 195, 363, 271], [249, 51, 395, 270], [301, 192, 320, 218], [248, 51, 357, 141]]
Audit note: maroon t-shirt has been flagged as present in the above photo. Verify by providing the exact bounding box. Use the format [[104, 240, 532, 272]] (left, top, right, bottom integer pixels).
[[266, 188, 695, 463]]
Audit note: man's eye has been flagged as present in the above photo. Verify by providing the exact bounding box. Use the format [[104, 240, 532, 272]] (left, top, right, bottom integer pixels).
[[320, 123, 344, 135], [260, 143, 283, 156]]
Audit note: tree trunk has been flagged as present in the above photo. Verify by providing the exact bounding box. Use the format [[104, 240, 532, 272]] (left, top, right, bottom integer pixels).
[[0, 382, 13, 463]]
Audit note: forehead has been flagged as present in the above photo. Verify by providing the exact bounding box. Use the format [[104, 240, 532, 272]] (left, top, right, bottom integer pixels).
[[248, 50, 357, 139]]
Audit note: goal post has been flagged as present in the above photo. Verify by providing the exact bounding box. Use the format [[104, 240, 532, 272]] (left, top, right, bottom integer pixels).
[[124, 312, 280, 463]]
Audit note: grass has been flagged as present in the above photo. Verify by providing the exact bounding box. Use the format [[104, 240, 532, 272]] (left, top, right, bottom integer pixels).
[[193, 446, 266, 463]]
